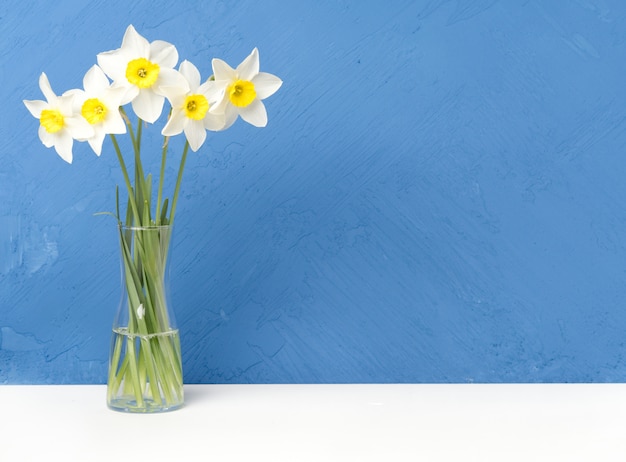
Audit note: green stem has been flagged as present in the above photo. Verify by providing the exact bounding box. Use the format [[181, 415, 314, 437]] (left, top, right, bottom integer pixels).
[[124, 335, 145, 407], [168, 141, 190, 227], [110, 134, 141, 226], [134, 119, 149, 225], [156, 136, 170, 225], [140, 337, 164, 405], [134, 118, 146, 191], [120, 108, 137, 149], [107, 333, 124, 401], [136, 117, 143, 153], [120, 108, 149, 225]]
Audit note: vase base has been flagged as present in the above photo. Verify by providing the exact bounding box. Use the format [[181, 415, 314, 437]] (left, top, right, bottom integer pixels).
[[107, 397, 184, 413], [107, 325, 184, 414]]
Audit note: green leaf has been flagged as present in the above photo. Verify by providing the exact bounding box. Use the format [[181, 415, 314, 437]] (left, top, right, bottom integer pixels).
[[160, 198, 169, 225], [125, 196, 134, 227], [143, 199, 150, 226], [115, 185, 120, 221], [93, 211, 119, 221], [145, 174, 153, 224]]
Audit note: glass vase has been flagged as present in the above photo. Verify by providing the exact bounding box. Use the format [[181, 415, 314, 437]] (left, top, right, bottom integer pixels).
[[107, 224, 184, 413]]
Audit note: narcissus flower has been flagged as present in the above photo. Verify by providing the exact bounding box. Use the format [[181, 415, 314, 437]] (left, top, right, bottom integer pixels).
[[68, 65, 127, 156], [23, 73, 94, 163], [211, 48, 282, 128], [96, 25, 184, 123], [160, 60, 225, 151]]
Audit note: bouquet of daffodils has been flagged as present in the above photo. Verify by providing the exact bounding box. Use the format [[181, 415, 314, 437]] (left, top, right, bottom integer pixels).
[[23, 25, 282, 411]]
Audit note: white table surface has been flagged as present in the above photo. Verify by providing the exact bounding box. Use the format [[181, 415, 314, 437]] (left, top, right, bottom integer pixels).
[[1, 384, 625, 461]]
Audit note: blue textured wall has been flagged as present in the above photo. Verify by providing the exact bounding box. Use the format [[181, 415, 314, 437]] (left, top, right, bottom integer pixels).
[[2, 0, 626, 384]]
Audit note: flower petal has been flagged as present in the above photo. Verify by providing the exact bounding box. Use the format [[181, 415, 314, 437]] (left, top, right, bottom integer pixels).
[[239, 99, 267, 127], [150, 40, 178, 68], [209, 89, 229, 115], [83, 65, 111, 94], [121, 24, 150, 57], [179, 60, 201, 90], [203, 111, 226, 132], [96, 49, 129, 82], [158, 85, 186, 107], [63, 89, 85, 113], [23, 99, 47, 118], [65, 116, 95, 140], [131, 89, 165, 123], [53, 131, 74, 163], [58, 93, 76, 115], [38, 73, 57, 103], [253, 72, 283, 100], [101, 108, 127, 135], [221, 105, 239, 130], [237, 48, 259, 81], [102, 86, 127, 109], [88, 129, 107, 156], [161, 110, 187, 136], [118, 84, 139, 106], [155, 68, 189, 95], [38, 125, 55, 148], [198, 80, 222, 105], [212, 58, 237, 81], [184, 120, 207, 152]]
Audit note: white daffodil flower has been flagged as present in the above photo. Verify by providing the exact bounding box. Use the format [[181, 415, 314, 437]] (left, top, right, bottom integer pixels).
[[96, 24, 185, 123], [136, 304, 145, 320], [160, 60, 225, 151], [23, 73, 94, 164], [211, 48, 282, 129], [67, 65, 127, 156]]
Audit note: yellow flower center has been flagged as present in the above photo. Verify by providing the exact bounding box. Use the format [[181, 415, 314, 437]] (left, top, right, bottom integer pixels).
[[125, 58, 160, 89], [227, 79, 256, 107], [40, 109, 65, 133], [81, 98, 108, 124], [183, 94, 209, 120]]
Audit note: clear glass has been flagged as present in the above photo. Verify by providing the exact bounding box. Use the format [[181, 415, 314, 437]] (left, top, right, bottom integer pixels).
[[107, 225, 184, 413]]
